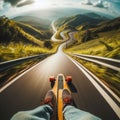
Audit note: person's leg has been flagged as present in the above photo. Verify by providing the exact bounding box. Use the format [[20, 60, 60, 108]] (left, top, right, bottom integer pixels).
[[11, 90, 56, 120], [11, 105, 53, 120], [63, 105, 101, 120], [62, 89, 102, 120]]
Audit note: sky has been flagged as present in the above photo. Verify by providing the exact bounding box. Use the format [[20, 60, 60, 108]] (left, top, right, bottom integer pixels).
[[0, 0, 120, 18]]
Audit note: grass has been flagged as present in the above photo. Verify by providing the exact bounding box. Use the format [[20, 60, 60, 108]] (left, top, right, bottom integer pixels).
[[65, 30, 120, 59], [0, 41, 60, 87], [64, 29, 120, 97], [0, 42, 59, 62], [0, 57, 47, 87], [64, 28, 120, 97], [71, 55, 120, 97]]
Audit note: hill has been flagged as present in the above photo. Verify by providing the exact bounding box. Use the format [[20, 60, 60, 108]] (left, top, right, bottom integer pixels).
[[55, 13, 108, 28], [13, 16, 51, 30], [65, 16, 120, 59], [16, 22, 52, 40], [0, 16, 43, 46], [93, 17, 120, 33], [54, 12, 109, 39], [64, 16, 120, 96], [0, 16, 57, 62]]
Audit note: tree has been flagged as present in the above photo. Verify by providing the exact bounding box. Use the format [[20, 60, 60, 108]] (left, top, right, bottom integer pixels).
[[44, 41, 52, 49]]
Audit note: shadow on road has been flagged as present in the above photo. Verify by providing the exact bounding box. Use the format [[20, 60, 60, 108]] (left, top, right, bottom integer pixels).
[[67, 82, 77, 93], [50, 81, 55, 88]]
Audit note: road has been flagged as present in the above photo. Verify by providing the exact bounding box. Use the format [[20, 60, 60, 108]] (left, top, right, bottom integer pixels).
[[0, 44, 120, 120], [51, 21, 68, 42]]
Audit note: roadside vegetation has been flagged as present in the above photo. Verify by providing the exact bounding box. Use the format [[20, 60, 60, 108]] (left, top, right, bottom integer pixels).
[[71, 55, 120, 96], [64, 16, 120, 59], [0, 16, 59, 62], [0, 57, 46, 87], [66, 29, 120, 59], [0, 42, 59, 62], [62, 15, 120, 96], [0, 16, 60, 87]]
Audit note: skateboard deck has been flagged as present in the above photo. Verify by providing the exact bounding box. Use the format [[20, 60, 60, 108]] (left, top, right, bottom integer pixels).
[[50, 74, 72, 120]]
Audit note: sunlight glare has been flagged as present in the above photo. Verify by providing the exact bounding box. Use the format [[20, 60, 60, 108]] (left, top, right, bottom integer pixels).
[[33, 0, 52, 9]]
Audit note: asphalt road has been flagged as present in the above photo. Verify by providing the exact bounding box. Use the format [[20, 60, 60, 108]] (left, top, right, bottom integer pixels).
[[0, 49, 119, 120]]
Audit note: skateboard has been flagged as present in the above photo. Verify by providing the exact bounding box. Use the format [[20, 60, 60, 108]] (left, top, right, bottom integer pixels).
[[49, 74, 72, 120]]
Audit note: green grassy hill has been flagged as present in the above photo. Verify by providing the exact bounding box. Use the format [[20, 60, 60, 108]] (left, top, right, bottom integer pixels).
[[13, 16, 51, 30], [0, 17, 43, 46], [65, 17, 120, 59], [54, 13, 108, 39], [64, 16, 120, 96], [0, 16, 58, 62], [55, 13, 108, 29], [16, 22, 52, 40]]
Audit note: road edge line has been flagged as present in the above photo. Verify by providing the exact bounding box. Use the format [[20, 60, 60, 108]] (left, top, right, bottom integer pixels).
[[74, 55, 120, 72], [66, 54, 120, 119], [0, 56, 51, 93]]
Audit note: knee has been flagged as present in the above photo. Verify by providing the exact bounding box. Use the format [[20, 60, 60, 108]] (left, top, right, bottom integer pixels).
[[11, 111, 29, 120]]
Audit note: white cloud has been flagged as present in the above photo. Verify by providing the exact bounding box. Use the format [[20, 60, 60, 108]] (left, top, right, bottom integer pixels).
[[82, 0, 92, 5], [0, 0, 120, 18], [93, 0, 104, 8], [0, 0, 4, 10], [104, 1, 111, 9]]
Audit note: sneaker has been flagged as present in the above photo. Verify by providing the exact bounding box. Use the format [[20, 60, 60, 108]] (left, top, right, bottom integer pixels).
[[44, 90, 56, 108], [62, 89, 72, 108]]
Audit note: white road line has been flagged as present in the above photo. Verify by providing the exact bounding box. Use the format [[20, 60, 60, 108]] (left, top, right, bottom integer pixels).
[[0, 56, 50, 93], [74, 54, 120, 63], [74, 55, 120, 72], [66, 55, 120, 119]]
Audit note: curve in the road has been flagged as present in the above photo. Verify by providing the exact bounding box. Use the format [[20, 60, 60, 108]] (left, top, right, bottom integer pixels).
[[0, 44, 120, 120], [0, 28, 120, 120]]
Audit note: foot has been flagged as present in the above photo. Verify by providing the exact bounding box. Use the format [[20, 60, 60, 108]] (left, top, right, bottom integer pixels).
[[62, 89, 72, 108], [44, 90, 56, 108]]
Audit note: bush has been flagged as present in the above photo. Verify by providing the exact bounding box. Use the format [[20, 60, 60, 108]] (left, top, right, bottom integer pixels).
[[44, 41, 53, 49]]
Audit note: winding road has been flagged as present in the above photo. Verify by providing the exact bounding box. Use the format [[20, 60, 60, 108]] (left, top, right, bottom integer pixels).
[[0, 24, 120, 120], [0, 42, 120, 120]]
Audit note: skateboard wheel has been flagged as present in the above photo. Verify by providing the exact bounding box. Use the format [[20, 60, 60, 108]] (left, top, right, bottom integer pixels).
[[66, 76, 72, 82], [49, 76, 56, 82]]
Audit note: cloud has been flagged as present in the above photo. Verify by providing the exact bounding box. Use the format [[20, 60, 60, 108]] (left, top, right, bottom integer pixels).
[[0, 0, 120, 18], [82, 0, 92, 5], [4, 0, 34, 6], [17, 0, 34, 7], [104, 1, 111, 9], [82, 0, 110, 9], [93, 1, 112, 9], [0, 0, 4, 10], [4, 0, 21, 6], [93, 0, 105, 8]]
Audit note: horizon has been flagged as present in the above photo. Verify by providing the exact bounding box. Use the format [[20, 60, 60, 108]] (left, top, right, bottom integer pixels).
[[0, 0, 120, 19]]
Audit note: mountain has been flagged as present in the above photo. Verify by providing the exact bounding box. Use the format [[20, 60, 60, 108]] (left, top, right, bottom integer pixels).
[[93, 17, 120, 33], [55, 13, 109, 29], [65, 16, 120, 59], [0, 16, 44, 46], [13, 16, 51, 30], [85, 13, 109, 20], [54, 13, 109, 39], [74, 17, 120, 43], [16, 22, 52, 40]]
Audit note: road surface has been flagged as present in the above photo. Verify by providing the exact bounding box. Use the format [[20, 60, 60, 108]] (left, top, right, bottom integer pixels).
[[0, 45, 119, 120]]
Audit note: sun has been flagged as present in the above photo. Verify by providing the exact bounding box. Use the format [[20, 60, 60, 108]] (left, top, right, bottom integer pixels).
[[32, 0, 52, 9]]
